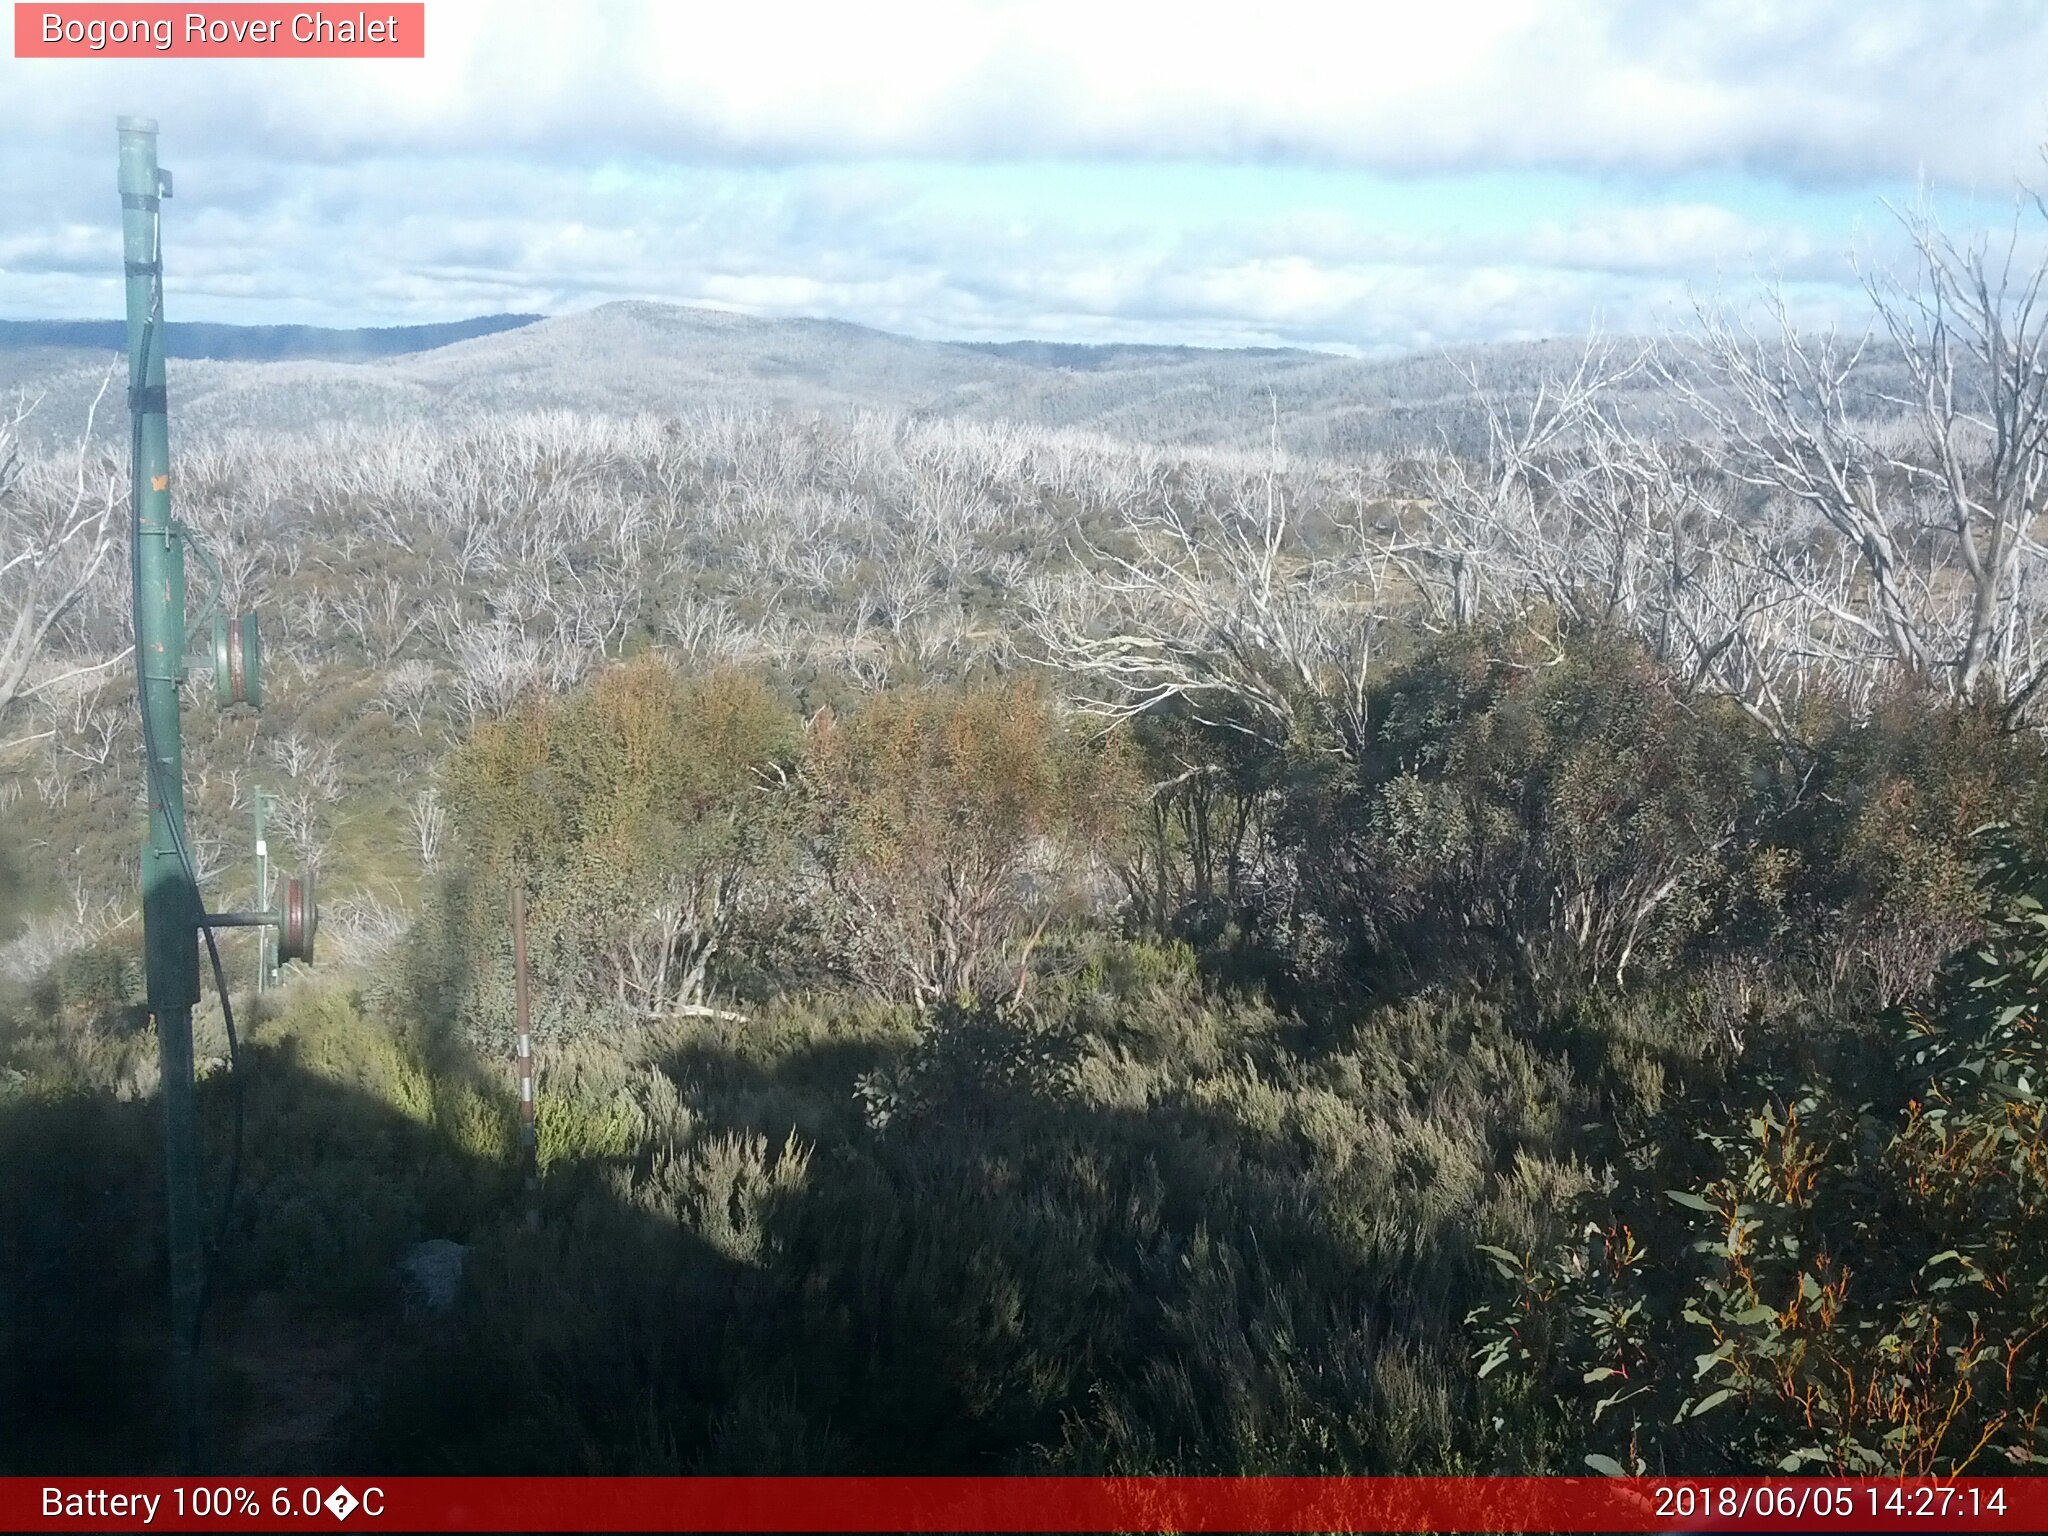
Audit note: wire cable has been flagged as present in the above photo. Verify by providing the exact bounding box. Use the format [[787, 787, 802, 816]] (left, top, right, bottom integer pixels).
[[127, 202, 243, 1364]]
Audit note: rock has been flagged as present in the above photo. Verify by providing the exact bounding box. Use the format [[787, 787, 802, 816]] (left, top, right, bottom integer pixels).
[[396, 1239, 467, 1317]]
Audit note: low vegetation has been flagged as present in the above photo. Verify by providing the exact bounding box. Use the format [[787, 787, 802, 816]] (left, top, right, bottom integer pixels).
[[6, 620, 2044, 1475]]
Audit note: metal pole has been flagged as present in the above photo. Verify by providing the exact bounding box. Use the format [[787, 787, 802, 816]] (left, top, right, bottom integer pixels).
[[513, 883, 537, 1219], [119, 114, 204, 1472], [253, 791, 272, 993]]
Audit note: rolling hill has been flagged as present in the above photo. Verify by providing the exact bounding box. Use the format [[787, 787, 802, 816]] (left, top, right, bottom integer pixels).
[[0, 300, 1689, 455]]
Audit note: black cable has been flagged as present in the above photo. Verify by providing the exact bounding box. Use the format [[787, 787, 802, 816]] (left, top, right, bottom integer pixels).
[[128, 205, 243, 1364]]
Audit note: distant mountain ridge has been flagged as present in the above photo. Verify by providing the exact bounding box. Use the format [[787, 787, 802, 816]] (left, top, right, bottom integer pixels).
[[0, 313, 544, 362], [0, 308, 1312, 371], [0, 300, 1684, 457], [958, 339, 1313, 370]]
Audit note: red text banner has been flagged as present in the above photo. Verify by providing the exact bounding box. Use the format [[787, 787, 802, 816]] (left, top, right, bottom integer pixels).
[[3, 1477, 2045, 1533], [13, 5, 425, 58]]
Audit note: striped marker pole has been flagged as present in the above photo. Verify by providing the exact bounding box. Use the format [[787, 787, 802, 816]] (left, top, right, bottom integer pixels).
[[512, 882, 537, 1220]]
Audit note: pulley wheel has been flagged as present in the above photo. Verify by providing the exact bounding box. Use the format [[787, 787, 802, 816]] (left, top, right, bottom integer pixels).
[[212, 611, 263, 710], [277, 874, 317, 965]]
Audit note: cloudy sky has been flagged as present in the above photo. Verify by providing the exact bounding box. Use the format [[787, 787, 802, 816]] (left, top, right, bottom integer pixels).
[[5, 0, 2048, 353]]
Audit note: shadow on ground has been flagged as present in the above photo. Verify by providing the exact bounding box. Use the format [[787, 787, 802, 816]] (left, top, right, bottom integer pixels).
[[2, 992, 1492, 1478]]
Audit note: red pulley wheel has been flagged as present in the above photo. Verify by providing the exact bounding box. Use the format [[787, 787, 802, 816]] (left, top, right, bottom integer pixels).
[[278, 874, 317, 965]]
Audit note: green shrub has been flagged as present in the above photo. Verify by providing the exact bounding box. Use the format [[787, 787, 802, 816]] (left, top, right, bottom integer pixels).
[[1738, 696, 2048, 1012], [1312, 626, 1768, 994], [535, 1090, 640, 1173], [433, 659, 802, 1042], [1469, 828, 2048, 1475], [800, 680, 1138, 1006]]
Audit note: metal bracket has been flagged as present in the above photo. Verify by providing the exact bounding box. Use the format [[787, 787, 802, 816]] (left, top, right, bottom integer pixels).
[[182, 528, 223, 646]]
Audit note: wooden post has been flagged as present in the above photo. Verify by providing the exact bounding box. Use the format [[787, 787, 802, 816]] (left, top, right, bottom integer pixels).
[[513, 882, 537, 1221]]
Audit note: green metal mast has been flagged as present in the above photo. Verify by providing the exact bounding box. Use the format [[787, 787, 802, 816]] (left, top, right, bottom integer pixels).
[[114, 115, 315, 1471], [118, 114, 205, 1471]]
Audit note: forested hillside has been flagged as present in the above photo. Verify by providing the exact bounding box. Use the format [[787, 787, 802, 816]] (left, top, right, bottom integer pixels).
[[4, 229, 2047, 1477]]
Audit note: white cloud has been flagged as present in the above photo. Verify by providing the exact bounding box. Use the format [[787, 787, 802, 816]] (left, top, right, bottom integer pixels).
[[1, 1, 2031, 349], [1524, 204, 1825, 277], [6, 1, 2046, 181]]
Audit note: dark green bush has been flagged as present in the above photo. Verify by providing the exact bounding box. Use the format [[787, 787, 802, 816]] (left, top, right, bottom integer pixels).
[[1732, 695, 2048, 1013], [1286, 626, 1768, 996], [1470, 828, 2048, 1476]]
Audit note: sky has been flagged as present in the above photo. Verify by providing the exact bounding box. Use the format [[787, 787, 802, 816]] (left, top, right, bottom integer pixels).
[[5, 0, 2048, 355]]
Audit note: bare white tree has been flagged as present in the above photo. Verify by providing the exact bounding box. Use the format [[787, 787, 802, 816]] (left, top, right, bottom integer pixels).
[[0, 875, 130, 983], [1389, 344, 1832, 744], [409, 787, 447, 869], [436, 608, 552, 724], [1675, 193, 2048, 725], [373, 659, 445, 734], [660, 595, 750, 662], [269, 787, 328, 876], [607, 888, 733, 1018], [0, 381, 124, 748], [318, 890, 409, 969], [332, 574, 428, 664], [1396, 340, 1646, 633], [268, 729, 320, 782], [54, 689, 128, 773], [1030, 446, 1387, 757]]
